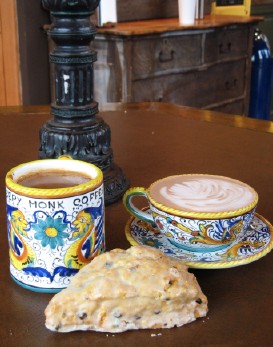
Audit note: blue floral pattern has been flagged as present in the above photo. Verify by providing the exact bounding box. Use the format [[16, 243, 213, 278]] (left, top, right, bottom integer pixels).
[[126, 210, 273, 269], [32, 214, 69, 249]]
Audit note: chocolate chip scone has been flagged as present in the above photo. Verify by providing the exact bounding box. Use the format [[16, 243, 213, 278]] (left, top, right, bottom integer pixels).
[[45, 246, 208, 332]]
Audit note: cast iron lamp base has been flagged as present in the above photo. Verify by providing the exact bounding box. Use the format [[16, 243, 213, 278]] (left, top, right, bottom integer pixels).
[[39, 0, 128, 204]]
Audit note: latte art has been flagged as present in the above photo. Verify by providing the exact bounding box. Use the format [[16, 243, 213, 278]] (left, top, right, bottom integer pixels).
[[150, 175, 257, 212]]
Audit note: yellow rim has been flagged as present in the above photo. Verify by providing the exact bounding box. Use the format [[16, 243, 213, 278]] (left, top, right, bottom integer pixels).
[[6, 159, 103, 198], [148, 174, 258, 219]]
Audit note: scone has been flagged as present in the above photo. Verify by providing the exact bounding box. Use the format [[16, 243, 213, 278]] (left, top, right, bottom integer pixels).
[[45, 246, 208, 333]]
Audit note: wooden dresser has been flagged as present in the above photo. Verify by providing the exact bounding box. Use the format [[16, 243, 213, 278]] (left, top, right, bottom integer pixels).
[[93, 15, 261, 116]]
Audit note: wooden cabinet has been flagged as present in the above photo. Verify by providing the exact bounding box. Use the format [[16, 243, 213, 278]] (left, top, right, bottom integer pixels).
[[93, 16, 261, 115]]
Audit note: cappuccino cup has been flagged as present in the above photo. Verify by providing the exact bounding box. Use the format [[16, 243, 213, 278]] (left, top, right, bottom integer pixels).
[[123, 174, 258, 252], [6, 158, 105, 292]]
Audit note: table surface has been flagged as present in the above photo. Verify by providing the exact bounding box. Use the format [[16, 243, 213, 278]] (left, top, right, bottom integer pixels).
[[0, 103, 272, 347]]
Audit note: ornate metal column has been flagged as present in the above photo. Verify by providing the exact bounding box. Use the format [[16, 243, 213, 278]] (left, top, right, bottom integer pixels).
[[39, 0, 128, 204]]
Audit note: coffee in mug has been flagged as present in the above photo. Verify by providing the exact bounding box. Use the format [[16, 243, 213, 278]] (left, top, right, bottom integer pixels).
[[123, 174, 258, 252], [16, 170, 91, 189], [6, 158, 105, 293]]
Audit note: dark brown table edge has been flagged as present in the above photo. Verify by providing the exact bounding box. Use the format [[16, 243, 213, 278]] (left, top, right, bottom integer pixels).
[[0, 102, 272, 134]]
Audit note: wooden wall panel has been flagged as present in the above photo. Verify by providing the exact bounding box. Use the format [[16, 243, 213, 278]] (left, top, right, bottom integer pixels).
[[0, 14, 6, 105], [116, 0, 212, 22], [16, 0, 51, 105], [117, 0, 178, 21], [0, 0, 21, 106]]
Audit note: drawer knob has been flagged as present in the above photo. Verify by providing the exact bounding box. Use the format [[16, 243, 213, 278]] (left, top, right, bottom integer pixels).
[[159, 49, 175, 63], [158, 39, 175, 63]]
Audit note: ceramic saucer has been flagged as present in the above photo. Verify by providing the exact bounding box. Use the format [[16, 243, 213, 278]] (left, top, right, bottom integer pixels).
[[125, 209, 273, 269]]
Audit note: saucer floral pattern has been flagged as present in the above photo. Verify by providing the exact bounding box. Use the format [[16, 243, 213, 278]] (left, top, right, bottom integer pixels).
[[126, 209, 273, 269]]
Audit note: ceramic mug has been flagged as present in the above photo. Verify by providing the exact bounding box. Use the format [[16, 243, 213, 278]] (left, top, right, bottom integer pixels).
[[123, 174, 258, 252], [6, 158, 105, 293]]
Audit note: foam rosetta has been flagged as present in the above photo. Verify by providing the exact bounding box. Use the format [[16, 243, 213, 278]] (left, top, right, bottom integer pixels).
[[150, 175, 257, 213]]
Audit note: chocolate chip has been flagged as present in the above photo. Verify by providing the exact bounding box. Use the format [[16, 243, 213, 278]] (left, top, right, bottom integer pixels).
[[196, 298, 202, 304], [77, 312, 87, 320], [55, 323, 61, 331], [113, 311, 123, 318], [105, 261, 112, 269]]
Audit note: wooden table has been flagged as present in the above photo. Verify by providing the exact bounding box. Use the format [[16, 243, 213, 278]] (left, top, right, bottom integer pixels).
[[0, 103, 272, 347]]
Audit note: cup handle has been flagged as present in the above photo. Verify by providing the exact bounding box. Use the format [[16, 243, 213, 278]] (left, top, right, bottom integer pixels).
[[123, 187, 154, 224]]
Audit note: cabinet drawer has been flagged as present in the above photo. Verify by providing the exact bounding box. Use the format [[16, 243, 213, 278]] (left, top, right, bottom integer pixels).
[[204, 27, 249, 64], [132, 34, 202, 79], [94, 39, 116, 64], [132, 60, 246, 108]]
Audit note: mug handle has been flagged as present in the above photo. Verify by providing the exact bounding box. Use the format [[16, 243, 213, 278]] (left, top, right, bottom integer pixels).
[[123, 187, 154, 224]]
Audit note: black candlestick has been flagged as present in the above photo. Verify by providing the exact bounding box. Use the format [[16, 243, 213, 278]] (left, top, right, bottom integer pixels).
[[39, 0, 128, 204]]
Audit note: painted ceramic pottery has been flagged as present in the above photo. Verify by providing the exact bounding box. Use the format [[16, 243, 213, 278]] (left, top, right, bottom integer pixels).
[[6, 159, 105, 293], [125, 209, 273, 269], [123, 175, 258, 252]]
